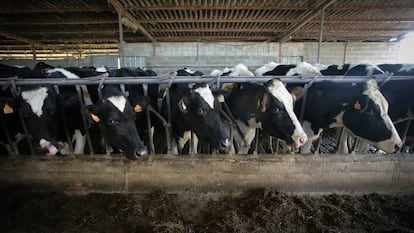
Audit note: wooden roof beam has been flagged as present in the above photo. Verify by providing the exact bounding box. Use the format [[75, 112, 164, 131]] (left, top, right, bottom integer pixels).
[[0, 19, 118, 26], [278, 0, 337, 42], [0, 7, 111, 14], [0, 30, 43, 47], [109, 0, 156, 42]]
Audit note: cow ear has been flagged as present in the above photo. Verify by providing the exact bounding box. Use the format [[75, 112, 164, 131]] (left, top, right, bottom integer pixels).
[[258, 93, 269, 112], [178, 96, 190, 113], [1, 97, 20, 115], [85, 105, 101, 123], [290, 86, 305, 101], [129, 95, 150, 113]]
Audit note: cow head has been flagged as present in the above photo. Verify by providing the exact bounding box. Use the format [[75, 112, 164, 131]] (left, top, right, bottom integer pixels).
[[341, 79, 402, 153], [257, 79, 308, 148], [178, 84, 230, 152], [87, 87, 148, 160], [18, 86, 61, 155]]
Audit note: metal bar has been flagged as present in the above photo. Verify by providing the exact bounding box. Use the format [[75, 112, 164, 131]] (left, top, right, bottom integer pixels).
[[317, 7, 325, 64], [118, 13, 124, 68], [75, 86, 94, 155], [2, 74, 413, 86]]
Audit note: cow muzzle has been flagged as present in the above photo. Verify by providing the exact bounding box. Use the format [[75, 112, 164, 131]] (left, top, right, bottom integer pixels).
[[130, 148, 148, 160], [39, 139, 59, 156], [219, 138, 230, 152]]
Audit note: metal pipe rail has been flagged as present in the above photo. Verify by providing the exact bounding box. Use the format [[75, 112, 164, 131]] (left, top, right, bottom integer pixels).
[[1, 74, 414, 86]]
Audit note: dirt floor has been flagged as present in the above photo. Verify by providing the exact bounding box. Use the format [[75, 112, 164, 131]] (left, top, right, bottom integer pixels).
[[1, 187, 414, 233]]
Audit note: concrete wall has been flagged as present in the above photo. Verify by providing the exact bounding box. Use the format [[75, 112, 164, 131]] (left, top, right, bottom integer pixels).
[[122, 42, 400, 74], [1, 42, 400, 74], [0, 154, 413, 194]]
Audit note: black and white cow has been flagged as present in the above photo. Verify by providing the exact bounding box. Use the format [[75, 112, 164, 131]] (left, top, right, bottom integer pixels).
[[314, 63, 384, 76], [46, 66, 150, 159], [378, 64, 414, 76], [255, 62, 321, 77], [295, 79, 402, 153], [0, 64, 55, 155], [160, 69, 230, 153], [86, 86, 149, 160], [222, 79, 308, 153]]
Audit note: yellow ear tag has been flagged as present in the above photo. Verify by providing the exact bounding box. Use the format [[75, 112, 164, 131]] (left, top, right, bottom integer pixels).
[[134, 104, 142, 113], [3, 103, 14, 114], [91, 113, 100, 123], [217, 94, 225, 103], [354, 101, 361, 110]]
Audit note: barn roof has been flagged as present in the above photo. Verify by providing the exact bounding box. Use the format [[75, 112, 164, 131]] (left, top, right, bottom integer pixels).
[[0, 0, 413, 59]]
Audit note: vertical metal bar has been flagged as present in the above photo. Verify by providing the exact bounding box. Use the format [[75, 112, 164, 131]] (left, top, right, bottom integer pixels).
[[278, 43, 282, 63], [10, 81, 35, 155], [75, 86, 94, 155], [54, 85, 74, 154], [0, 116, 14, 154], [31, 46, 37, 61], [317, 7, 325, 64], [118, 14, 124, 68], [143, 84, 155, 154], [343, 42, 348, 64]]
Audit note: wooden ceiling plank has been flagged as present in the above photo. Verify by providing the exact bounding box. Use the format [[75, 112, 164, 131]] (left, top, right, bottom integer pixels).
[[278, 0, 337, 42]]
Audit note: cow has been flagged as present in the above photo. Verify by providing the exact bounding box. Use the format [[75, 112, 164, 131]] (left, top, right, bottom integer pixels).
[[348, 75, 414, 153], [86, 86, 149, 160], [255, 62, 321, 77], [0, 64, 51, 155], [46, 66, 151, 159], [378, 64, 414, 76], [221, 78, 308, 154], [159, 68, 230, 154], [107, 67, 159, 147], [295, 79, 402, 154]]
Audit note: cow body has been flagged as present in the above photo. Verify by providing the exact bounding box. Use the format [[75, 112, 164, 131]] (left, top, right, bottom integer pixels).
[[296, 79, 402, 153], [255, 62, 320, 77]]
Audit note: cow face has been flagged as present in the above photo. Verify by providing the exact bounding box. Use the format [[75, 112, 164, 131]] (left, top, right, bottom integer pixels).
[[341, 80, 402, 153], [87, 93, 148, 160], [178, 84, 230, 152], [258, 79, 307, 148], [19, 86, 60, 155]]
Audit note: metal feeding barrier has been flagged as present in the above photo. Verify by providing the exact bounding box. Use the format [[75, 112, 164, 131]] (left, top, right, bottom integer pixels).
[[1, 73, 413, 156]]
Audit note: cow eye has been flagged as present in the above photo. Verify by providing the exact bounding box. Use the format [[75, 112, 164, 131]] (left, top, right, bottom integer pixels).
[[272, 107, 281, 114], [108, 119, 119, 125]]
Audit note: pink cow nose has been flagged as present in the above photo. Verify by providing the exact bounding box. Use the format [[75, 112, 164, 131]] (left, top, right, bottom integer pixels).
[[299, 137, 306, 144]]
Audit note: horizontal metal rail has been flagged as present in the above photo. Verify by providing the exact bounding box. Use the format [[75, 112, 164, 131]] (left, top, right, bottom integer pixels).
[[1, 74, 414, 86]]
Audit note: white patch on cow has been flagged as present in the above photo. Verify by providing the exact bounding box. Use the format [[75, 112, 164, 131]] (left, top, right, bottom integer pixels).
[[178, 130, 191, 149], [329, 111, 345, 128], [300, 121, 323, 154], [95, 66, 107, 72], [267, 79, 308, 148], [194, 85, 215, 109], [255, 62, 279, 76], [313, 63, 330, 72], [363, 79, 402, 152], [184, 67, 195, 74], [286, 62, 321, 77], [210, 69, 222, 76], [14, 65, 26, 68], [21, 87, 48, 117], [47, 68, 80, 79], [108, 95, 127, 113], [72, 129, 85, 154], [230, 64, 254, 76]]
